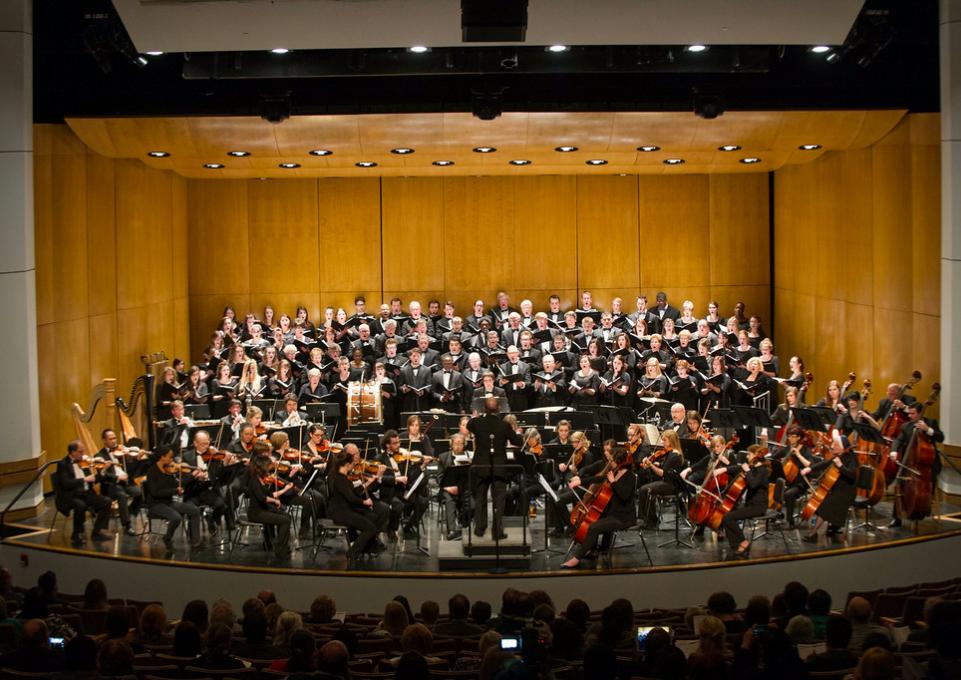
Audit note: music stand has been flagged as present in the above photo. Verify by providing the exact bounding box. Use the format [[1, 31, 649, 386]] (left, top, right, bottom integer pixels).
[[808, 406, 838, 428], [305, 403, 341, 426], [184, 404, 211, 420], [680, 439, 709, 467], [791, 407, 826, 431], [439, 463, 471, 539], [852, 422, 886, 444], [709, 409, 741, 430], [252, 399, 282, 420], [733, 406, 774, 429], [470, 396, 509, 414]]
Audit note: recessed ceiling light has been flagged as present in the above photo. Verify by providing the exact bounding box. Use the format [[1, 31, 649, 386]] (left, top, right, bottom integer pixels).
[[637, 145, 660, 152], [473, 146, 496, 153], [203, 163, 224, 169], [227, 150, 250, 157], [145, 51, 164, 56], [432, 160, 455, 166], [270, 48, 290, 55], [798, 144, 822, 151], [825, 52, 839, 64], [278, 162, 300, 169], [135, 56, 148, 66], [686, 44, 708, 53], [554, 145, 578, 152], [308, 149, 333, 156], [810, 45, 831, 54], [718, 145, 741, 152], [663, 158, 685, 165], [586, 159, 608, 166], [547, 45, 569, 53], [408, 45, 430, 54], [146, 151, 169, 158], [739, 157, 761, 164], [355, 161, 378, 168], [390, 148, 415, 155], [509, 159, 532, 166]]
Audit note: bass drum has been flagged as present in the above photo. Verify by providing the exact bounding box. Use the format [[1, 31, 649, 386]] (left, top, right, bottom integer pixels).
[[347, 381, 383, 427]]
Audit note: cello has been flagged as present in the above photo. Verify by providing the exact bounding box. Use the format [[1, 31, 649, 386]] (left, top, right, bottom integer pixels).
[[775, 372, 813, 445], [879, 370, 922, 480], [569, 452, 628, 543], [687, 433, 738, 526], [800, 431, 848, 521], [705, 444, 764, 531], [895, 384, 942, 521]]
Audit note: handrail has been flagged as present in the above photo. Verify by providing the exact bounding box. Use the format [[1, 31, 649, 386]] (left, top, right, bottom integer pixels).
[[0, 460, 57, 539]]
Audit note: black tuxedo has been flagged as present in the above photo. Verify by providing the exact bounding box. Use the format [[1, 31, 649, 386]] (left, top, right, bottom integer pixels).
[[497, 359, 532, 411], [500, 325, 525, 349], [467, 413, 522, 536], [432, 369, 465, 410], [654, 304, 681, 324], [400, 364, 432, 413], [55, 455, 110, 536], [533, 369, 567, 407], [158, 417, 189, 455], [94, 446, 142, 528]]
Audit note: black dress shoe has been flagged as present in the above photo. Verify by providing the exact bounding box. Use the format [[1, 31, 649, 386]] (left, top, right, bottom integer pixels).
[[90, 531, 111, 541], [123, 526, 137, 537], [888, 518, 902, 528], [446, 530, 462, 541]]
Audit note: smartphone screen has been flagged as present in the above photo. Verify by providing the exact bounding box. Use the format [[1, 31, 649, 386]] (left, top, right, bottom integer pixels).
[[48, 636, 65, 649], [499, 636, 521, 650]]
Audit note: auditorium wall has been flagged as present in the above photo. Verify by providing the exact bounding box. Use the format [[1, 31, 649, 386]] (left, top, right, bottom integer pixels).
[[773, 113, 941, 409], [34, 125, 190, 460], [186, 173, 771, 358]]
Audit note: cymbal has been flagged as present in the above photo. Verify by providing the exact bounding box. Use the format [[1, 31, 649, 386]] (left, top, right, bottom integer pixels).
[[640, 397, 668, 404]]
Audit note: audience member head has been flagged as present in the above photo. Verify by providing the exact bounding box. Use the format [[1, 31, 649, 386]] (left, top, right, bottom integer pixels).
[[929, 599, 961, 659], [743, 595, 771, 627], [448, 593, 470, 621], [274, 610, 304, 649], [65, 634, 97, 671], [549, 617, 583, 661], [478, 630, 502, 656], [98, 639, 134, 676], [105, 605, 130, 640], [471, 600, 492, 626], [37, 570, 58, 598], [330, 625, 358, 657], [286, 629, 316, 673], [771, 593, 787, 622], [264, 602, 284, 633], [825, 614, 853, 650], [396, 650, 429, 680], [181, 599, 209, 634], [515, 591, 534, 619], [532, 603, 555, 625], [316, 640, 349, 677], [855, 647, 897, 680], [140, 603, 168, 641], [309, 594, 336, 623], [529, 590, 554, 611], [479, 648, 515, 680], [419, 600, 440, 627], [400, 622, 433, 655], [173, 620, 203, 657], [19, 588, 47, 619], [583, 643, 618, 680], [697, 615, 727, 654], [205, 623, 232, 658], [242, 607, 269, 644], [687, 649, 729, 680], [82, 578, 108, 610], [209, 600, 236, 630], [785, 614, 815, 644], [382, 600, 410, 637], [393, 595, 414, 623], [783, 581, 809, 617], [21, 618, 49, 651], [846, 596, 872, 625], [257, 589, 277, 607], [808, 588, 832, 617], [861, 631, 895, 653], [706, 591, 737, 619], [564, 598, 590, 632], [242, 597, 265, 621]]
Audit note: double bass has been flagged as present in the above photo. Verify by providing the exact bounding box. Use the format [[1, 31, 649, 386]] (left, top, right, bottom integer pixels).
[[853, 379, 886, 506], [896, 384, 942, 521], [880, 370, 922, 480]]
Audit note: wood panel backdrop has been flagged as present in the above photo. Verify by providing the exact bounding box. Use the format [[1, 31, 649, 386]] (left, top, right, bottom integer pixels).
[[33, 113, 940, 460]]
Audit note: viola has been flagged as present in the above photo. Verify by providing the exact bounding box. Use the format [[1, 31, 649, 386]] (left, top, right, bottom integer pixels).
[[79, 457, 113, 471]]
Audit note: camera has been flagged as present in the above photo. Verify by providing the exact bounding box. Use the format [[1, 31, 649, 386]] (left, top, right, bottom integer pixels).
[[499, 635, 521, 650]]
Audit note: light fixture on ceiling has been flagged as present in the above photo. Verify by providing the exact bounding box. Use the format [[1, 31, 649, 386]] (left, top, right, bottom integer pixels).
[[663, 158, 685, 165], [825, 51, 840, 64], [408, 45, 430, 54], [356, 161, 378, 168], [145, 51, 164, 56], [308, 149, 333, 156], [798, 144, 822, 151], [547, 45, 569, 53], [586, 159, 608, 166], [278, 162, 300, 169], [270, 48, 290, 55], [739, 157, 761, 164], [203, 163, 224, 169], [146, 151, 169, 158], [637, 145, 660, 152], [432, 160, 455, 166], [509, 159, 531, 166], [686, 44, 708, 53], [227, 150, 250, 157], [390, 148, 415, 155], [555, 145, 578, 152], [718, 145, 741, 152], [473, 146, 497, 153], [810, 45, 831, 54]]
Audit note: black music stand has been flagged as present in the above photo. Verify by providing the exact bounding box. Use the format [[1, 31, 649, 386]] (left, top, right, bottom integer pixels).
[[470, 396, 509, 414], [590, 405, 631, 442], [808, 406, 838, 428], [709, 409, 740, 430], [791, 407, 826, 432], [252, 399, 283, 420], [733, 406, 774, 430], [439, 464, 471, 539], [304, 403, 341, 426], [680, 439, 709, 467]]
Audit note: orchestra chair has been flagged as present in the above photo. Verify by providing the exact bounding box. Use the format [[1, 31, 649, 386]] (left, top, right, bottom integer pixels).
[[314, 517, 352, 555], [748, 478, 792, 554], [601, 504, 654, 567], [45, 473, 70, 542], [652, 472, 694, 549], [138, 480, 189, 545], [184, 666, 257, 678]]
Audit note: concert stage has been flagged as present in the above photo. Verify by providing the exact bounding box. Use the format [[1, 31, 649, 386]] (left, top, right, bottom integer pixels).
[[2, 500, 961, 615]]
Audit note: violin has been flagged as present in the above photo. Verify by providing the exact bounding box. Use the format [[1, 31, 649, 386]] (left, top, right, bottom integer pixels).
[[391, 449, 433, 464], [161, 462, 196, 474], [527, 442, 543, 457], [199, 448, 228, 462], [348, 461, 384, 482], [79, 457, 113, 471], [640, 447, 669, 470]]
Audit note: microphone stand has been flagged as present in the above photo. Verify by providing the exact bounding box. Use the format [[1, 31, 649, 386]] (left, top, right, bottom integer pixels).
[[490, 432, 504, 573]]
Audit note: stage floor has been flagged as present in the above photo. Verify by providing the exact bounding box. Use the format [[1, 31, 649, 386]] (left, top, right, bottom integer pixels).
[[5, 499, 961, 577]]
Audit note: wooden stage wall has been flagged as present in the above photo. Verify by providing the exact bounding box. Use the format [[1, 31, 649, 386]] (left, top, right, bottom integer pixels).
[[185, 173, 771, 358], [774, 113, 942, 407], [34, 125, 191, 459]]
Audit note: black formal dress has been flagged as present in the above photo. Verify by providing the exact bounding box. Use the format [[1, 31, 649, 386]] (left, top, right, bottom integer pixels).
[[245, 473, 291, 558], [720, 463, 770, 550], [570, 467, 637, 560]]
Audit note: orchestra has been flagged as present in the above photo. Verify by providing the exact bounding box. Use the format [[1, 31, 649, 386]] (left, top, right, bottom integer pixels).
[[53, 292, 945, 569]]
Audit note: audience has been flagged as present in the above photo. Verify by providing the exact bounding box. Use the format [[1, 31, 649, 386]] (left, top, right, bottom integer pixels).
[[1, 566, 959, 680]]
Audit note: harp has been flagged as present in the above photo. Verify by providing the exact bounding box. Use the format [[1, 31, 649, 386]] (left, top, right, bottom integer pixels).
[[70, 378, 117, 461]]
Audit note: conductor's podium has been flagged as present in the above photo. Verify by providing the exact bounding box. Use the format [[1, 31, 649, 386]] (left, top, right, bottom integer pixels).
[[438, 525, 532, 570]]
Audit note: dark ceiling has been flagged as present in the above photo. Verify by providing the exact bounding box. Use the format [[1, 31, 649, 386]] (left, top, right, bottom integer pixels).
[[33, 0, 940, 123]]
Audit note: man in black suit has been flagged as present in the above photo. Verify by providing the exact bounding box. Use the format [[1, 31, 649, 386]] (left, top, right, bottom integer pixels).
[[467, 398, 522, 539], [533, 355, 567, 408], [432, 593, 486, 637], [400, 348, 432, 413], [180, 430, 231, 534], [871, 383, 915, 423], [888, 401, 944, 527], [653, 291, 681, 326], [158, 399, 191, 456], [471, 372, 508, 414], [55, 440, 111, 545], [442, 336, 468, 372], [500, 313, 525, 349], [432, 355, 465, 410], [94, 428, 140, 536], [629, 294, 661, 334], [409, 333, 439, 370], [498, 346, 532, 412]]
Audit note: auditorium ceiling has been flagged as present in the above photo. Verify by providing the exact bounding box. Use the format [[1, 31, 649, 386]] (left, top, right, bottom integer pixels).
[[66, 109, 906, 178]]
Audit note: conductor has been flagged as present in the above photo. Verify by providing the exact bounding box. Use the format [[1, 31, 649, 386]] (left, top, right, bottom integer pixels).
[[467, 397, 522, 540]]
